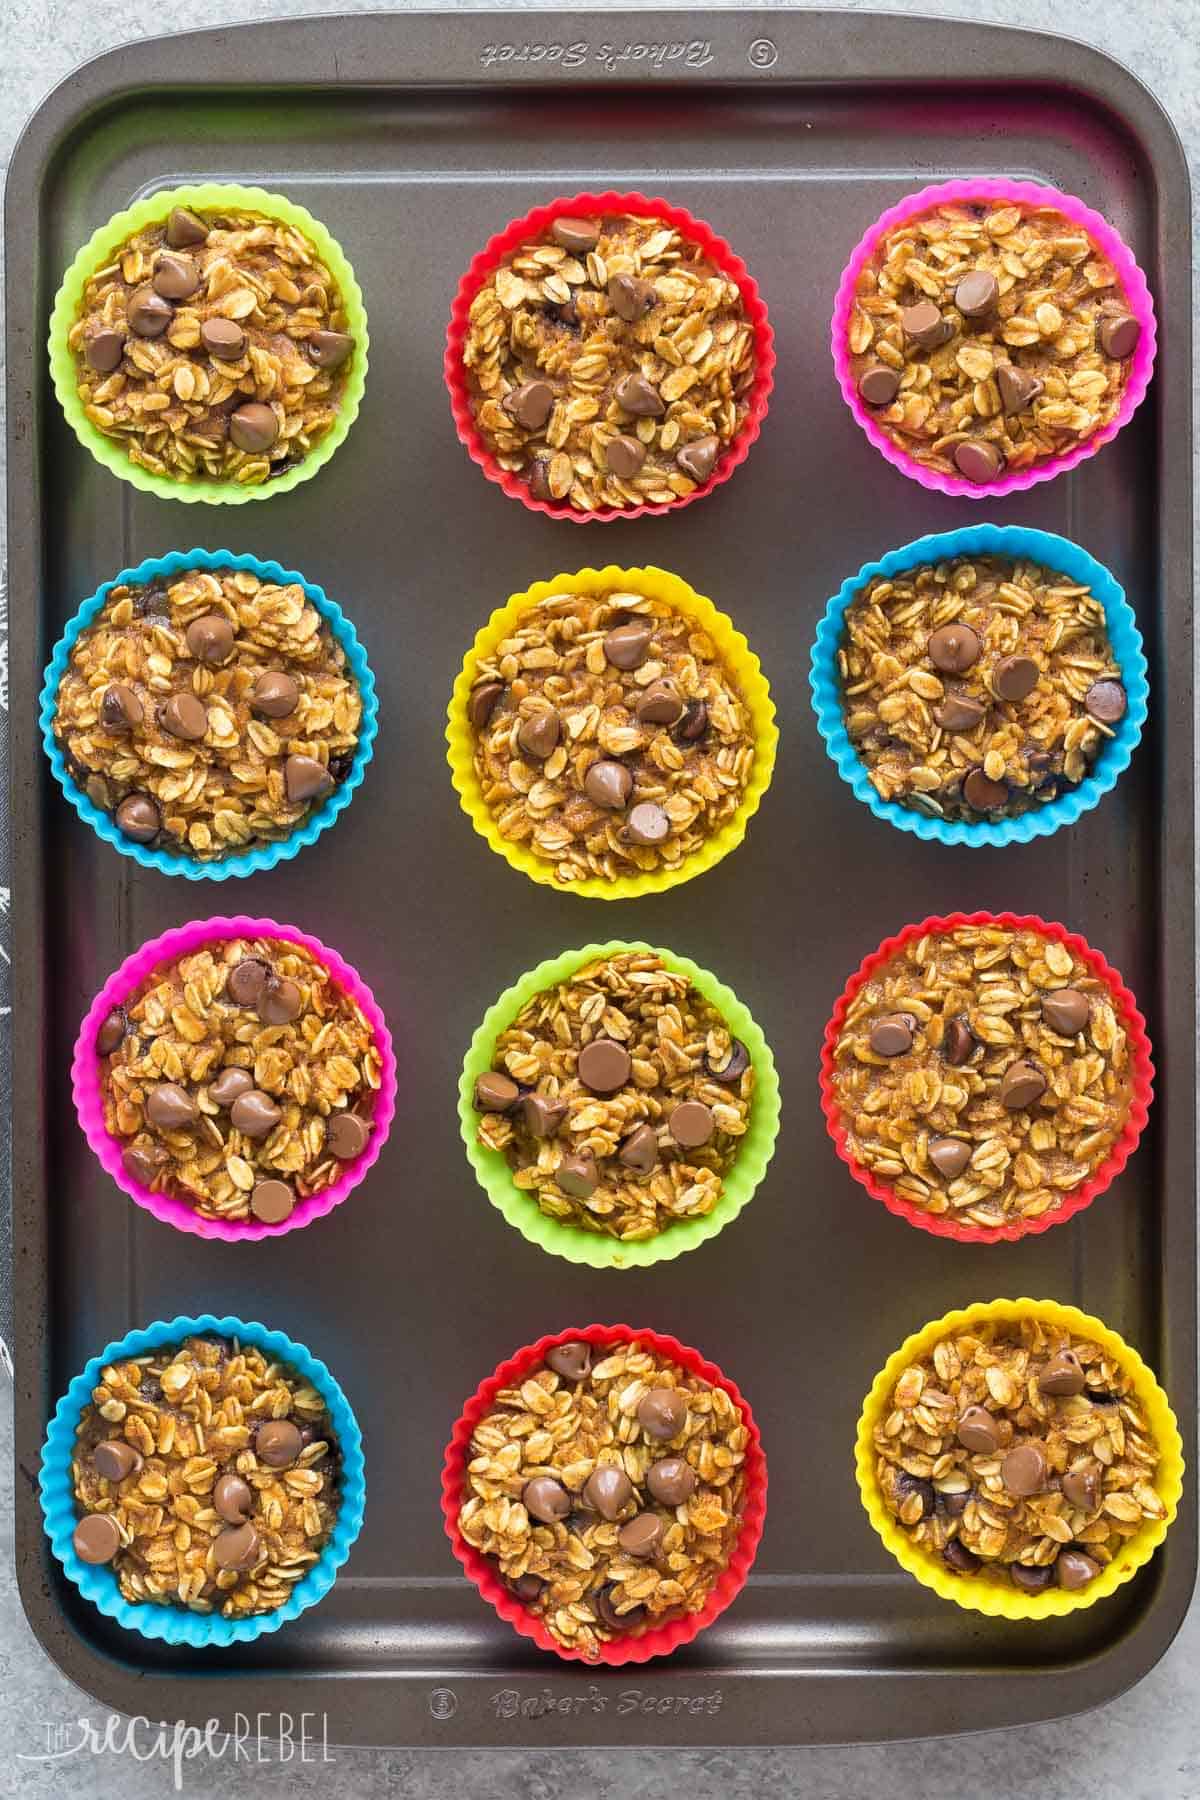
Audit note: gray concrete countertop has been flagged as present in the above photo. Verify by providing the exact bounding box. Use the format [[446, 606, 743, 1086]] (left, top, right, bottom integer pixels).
[[1, 1, 1196, 1794]]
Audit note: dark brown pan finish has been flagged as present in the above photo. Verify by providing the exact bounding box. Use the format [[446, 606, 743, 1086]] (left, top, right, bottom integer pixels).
[[6, 8, 1194, 1749]]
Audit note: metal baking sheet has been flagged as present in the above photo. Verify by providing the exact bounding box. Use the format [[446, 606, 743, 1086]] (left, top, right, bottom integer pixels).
[[6, 7, 1194, 1748]]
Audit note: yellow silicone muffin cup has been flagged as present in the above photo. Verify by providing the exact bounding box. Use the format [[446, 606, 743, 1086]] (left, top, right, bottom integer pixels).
[[49, 184, 369, 505], [855, 1298, 1184, 1619], [446, 565, 777, 900]]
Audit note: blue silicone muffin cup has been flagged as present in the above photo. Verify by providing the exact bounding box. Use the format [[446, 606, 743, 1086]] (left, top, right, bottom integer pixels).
[[39, 1313, 366, 1646], [39, 549, 378, 881], [809, 524, 1148, 848]]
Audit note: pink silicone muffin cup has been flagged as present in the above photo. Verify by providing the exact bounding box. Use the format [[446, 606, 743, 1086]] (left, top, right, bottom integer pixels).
[[445, 191, 776, 521], [72, 915, 397, 1241], [831, 178, 1157, 499]]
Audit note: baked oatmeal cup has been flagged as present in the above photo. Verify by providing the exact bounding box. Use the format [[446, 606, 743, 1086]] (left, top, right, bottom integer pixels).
[[443, 1325, 767, 1661], [448, 564, 776, 899], [50, 185, 368, 503], [856, 1300, 1182, 1618], [41, 1315, 365, 1644], [833, 180, 1154, 497], [821, 913, 1152, 1242], [823, 534, 1145, 830], [43, 550, 377, 878], [74, 918, 396, 1239], [447, 192, 774, 518], [461, 943, 779, 1269]]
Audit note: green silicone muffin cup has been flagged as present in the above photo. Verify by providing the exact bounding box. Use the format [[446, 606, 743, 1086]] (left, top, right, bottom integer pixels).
[[49, 184, 369, 505], [459, 941, 781, 1269]]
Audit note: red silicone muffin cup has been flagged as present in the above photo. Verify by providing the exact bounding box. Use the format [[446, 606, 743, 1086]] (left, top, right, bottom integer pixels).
[[831, 178, 1157, 499], [444, 192, 776, 521], [819, 911, 1154, 1245], [441, 1323, 768, 1663], [72, 915, 397, 1241]]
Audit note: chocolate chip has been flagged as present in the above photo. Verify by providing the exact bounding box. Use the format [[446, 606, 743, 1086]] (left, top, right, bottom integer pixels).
[[578, 1038, 631, 1093], [869, 1014, 914, 1057], [308, 329, 354, 369], [1042, 989, 1090, 1037], [618, 1513, 664, 1559], [213, 1522, 261, 1571], [284, 754, 335, 804], [153, 252, 201, 300], [955, 270, 999, 318], [1056, 1549, 1100, 1590], [618, 1123, 658, 1174], [603, 620, 653, 669], [583, 1465, 633, 1519], [1038, 1350, 1086, 1396], [251, 671, 299, 717], [230, 402, 279, 452], [230, 1089, 282, 1139], [928, 1136, 971, 1179], [468, 681, 504, 730], [528, 459, 553, 501], [328, 1112, 371, 1161], [943, 1018, 977, 1066], [584, 759, 632, 809], [997, 364, 1044, 415], [122, 1145, 162, 1185], [209, 1066, 253, 1107], [637, 1388, 687, 1440], [250, 1179, 294, 1224], [646, 1457, 696, 1506], [547, 294, 578, 327], [1085, 679, 1127, 724], [227, 958, 270, 1006], [73, 1513, 122, 1565], [614, 372, 664, 416], [933, 693, 987, 733], [1010, 1561, 1054, 1592], [166, 206, 208, 248], [93, 1439, 141, 1482], [676, 435, 720, 482], [86, 328, 126, 373], [97, 1006, 128, 1056], [200, 317, 245, 360], [626, 802, 670, 846], [635, 680, 684, 726], [517, 708, 560, 760], [669, 1100, 715, 1148], [992, 654, 1039, 703], [523, 1476, 571, 1523], [213, 1472, 253, 1523], [999, 1059, 1047, 1110], [1062, 1467, 1101, 1512], [858, 366, 900, 406], [186, 614, 234, 664], [942, 1539, 980, 1574], [510, 1572, 545, 1602], [546, 1342, 592, 1381], [1099, 313, 1140, 359], [521, 1094, 567, 1138], [133, 582, 170, 620], [954, 439, 1004, 483], [557, 1152, 598, 1198], [115, 793, 159, 841], [900, 301, 952, 349], [159, 692, 208, 742], [957, 1406, 1002, 1453], [677, 700, 708, 742], [550, 216, 600, 252], [963, 767, 1009, 811], [927, 624, 982, 674], [257, 1419, 302, 1467], [595, 1584, 644, 1631], [257, 976, 302, 1025], [939, 1489, 972, 1518], [146, 1082, 197, 1130], [127, 286, 173, 337], [475, 1071, 519, 1113], [606, 434, 646, 479], [504, 380, 554, 430], [895, 1472, 935, 1519], [1002, 1441, 1048, 1497], [608, 273, 657, 321]]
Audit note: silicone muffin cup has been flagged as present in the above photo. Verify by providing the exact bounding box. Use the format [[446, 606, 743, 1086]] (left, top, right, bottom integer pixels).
[[460, 940, 780, 1269], [40, 1313, 365, 1645], [855, 1298, 1183, 1619], [819, 911, 1153, 1245], [831, 178, 1156, 499], [49, 184, 369, 505], [809, 524, 1148, 849], [40, 548, 379, 882], [448, 563, 777, 900], [441, 1322, 767, 1662], [73, 916, 397, 1241], [445, 191, 775, 521]]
